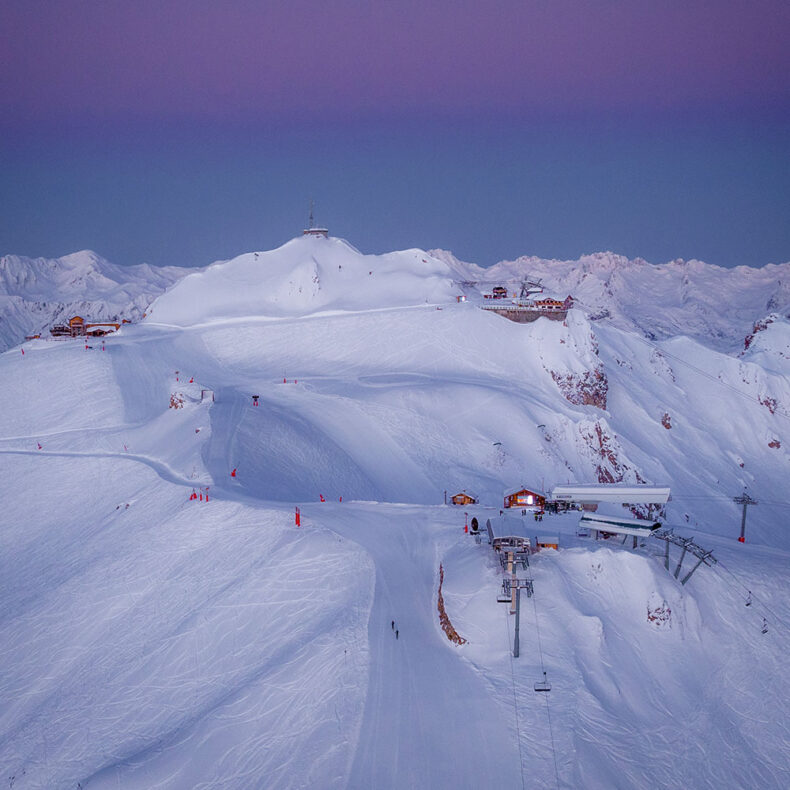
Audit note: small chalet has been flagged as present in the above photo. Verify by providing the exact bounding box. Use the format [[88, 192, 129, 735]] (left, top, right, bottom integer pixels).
[[503, 485, 545, 511], [450, 490, 479, 506], [86, 322, 121, 337]]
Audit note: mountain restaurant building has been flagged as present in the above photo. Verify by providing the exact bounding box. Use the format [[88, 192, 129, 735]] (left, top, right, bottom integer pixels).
[[503, 486, 545, 511]]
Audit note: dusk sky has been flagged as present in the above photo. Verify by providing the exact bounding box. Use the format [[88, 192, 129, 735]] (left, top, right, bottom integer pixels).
[[2, 0, 789, 268]]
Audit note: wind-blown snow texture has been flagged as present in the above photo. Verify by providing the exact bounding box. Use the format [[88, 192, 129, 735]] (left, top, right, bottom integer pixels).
[[1, 235, 788, 789]]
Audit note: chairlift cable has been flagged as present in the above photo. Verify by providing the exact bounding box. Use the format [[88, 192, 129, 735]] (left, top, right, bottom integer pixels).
[[713, 559, 790, 633], [529, 575, 561, 790], [503, 606, 527, 790]]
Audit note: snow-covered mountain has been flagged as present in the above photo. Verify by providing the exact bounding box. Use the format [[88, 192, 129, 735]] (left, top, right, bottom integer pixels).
[[2, 235, 789, 789], [0, 251, 196, 352], [432, 248, 790, 351]]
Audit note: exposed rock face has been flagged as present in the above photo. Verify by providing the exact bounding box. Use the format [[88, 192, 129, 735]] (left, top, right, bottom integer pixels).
[[579, 421, 646, 484], [744, 315, 776, 351], [647, 594, 672, 628], [768, 439, 781, 449], [551, 367, 608, 410], [628, 503, 667, 520], [661, 413, 672, 429], [759, 396, 778, 414]]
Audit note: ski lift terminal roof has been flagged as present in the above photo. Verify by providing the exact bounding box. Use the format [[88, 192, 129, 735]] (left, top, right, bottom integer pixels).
[[579, 512, 662, 536], [551, 484, 670, 504], [486, 514, 533, 549]]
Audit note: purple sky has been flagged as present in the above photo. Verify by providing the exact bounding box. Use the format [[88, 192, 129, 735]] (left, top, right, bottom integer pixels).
[[1, 2, 788, 269], [2, 0, 788, 126]]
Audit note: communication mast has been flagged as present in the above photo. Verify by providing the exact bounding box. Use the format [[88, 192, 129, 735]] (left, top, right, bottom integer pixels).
[[303, 200, 329, 238]]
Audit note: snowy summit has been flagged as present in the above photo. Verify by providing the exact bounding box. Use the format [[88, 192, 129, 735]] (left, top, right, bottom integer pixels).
[[147, 236, 459, 325]]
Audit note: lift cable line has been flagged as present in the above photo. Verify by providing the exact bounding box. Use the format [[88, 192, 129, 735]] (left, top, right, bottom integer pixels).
[[528, 579, 562, 789], [713, 559, 790, 634], [503, 611, 528, 790], [500, 545, 560, 790]]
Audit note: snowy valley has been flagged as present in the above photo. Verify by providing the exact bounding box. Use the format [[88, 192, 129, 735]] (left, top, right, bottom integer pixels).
[[1, 235, 789, 789]]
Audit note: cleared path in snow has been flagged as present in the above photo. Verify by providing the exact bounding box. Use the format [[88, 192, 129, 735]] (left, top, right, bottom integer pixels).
[[308, 503, 524, 790]]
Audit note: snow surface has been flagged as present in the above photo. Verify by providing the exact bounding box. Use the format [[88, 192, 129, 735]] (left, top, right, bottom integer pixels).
[[1, 235, 789, 788]]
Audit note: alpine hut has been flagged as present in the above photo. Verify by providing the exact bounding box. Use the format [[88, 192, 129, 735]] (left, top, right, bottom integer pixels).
[[451, 490, 479, 506]]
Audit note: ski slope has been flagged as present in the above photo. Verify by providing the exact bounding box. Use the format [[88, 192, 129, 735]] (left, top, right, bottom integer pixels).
[[1, 236, 789, 788]]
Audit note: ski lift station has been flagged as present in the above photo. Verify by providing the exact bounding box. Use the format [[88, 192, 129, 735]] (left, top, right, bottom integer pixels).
[[578, 511, 662, 536], [486, 515, 532, 553], [577, 512, 662, 548], [550, 484, 670, 506]]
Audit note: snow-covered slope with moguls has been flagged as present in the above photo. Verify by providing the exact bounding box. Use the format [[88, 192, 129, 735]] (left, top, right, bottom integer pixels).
[[1, 235, 788, 789]]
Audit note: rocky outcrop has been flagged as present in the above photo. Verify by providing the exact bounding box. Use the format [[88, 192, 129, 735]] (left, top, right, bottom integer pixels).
[[579, 421, 646, 484], [744, 315, 776, 351], [551, 367, 608, 410], [759, 396, 778, 414]]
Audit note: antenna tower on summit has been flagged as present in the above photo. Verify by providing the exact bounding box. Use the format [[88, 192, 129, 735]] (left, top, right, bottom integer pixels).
[[303, 200, 329, 238]]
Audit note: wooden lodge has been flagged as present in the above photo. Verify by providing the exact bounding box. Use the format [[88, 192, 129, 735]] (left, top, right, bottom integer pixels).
[[450, 490, 479, 506], [503, 485, 545, 511], [50, 316, 121, 339]]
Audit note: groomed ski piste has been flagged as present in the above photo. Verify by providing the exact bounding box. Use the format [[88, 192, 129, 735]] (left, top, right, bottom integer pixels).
[[1, 236, 789, 789]]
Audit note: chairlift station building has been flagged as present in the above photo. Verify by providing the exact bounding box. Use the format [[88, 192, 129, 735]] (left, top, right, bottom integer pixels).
[[550, 484, 670, 506]]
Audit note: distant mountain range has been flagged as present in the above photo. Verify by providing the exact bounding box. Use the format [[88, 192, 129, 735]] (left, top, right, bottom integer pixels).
[[0, 251, 197, 352], [3, 245, 789, 356], [431, 249, 790, 351]]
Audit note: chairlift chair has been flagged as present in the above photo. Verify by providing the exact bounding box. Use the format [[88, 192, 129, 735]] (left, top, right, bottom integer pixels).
[[534, 671, 551, 692]]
